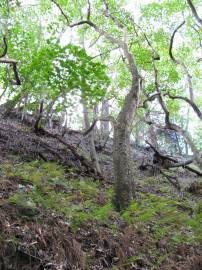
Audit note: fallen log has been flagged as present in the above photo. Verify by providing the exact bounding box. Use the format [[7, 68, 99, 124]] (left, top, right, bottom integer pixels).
[[145, 141, 202, 176], [35, 127, 103, 179]]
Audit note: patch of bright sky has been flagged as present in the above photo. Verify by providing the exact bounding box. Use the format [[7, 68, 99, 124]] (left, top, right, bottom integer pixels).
[[21, 0, 37, 5]]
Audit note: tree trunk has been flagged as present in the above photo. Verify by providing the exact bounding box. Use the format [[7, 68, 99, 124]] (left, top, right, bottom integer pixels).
[[21, 94, 29, 122], [113, 123, 133, 211], [101, 99, 110, 139], [93, 104, 99, 137], [113, 79, 140, 211], [82, 99, 101, 175]]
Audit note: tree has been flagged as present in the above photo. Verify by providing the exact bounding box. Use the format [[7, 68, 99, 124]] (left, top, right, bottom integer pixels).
[[1, 0, 202, 210], [50, 0, 145, 210]]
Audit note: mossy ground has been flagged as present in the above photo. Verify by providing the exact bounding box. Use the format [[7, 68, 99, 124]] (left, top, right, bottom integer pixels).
[[0, 156, 202, 269]]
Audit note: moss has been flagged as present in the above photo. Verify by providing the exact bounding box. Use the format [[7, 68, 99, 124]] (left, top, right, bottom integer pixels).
[[7, 173, 116, 231], [1, 160, 66, 185], [8, 192, 39, 217], [122, 194, 202, 245], [5, 158, 201, 247]]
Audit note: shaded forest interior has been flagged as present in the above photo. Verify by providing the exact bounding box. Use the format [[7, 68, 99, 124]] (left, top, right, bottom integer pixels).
[[0, 0, 202, 269]]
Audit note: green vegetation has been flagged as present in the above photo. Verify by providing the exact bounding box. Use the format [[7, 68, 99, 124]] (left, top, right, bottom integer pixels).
[[1, 159, 201, 244], [3, 160, 115, 230], [1, 0, 202, 268], [122, 194, 202, 245]]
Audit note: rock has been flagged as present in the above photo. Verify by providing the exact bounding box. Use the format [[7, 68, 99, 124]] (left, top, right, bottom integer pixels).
[[15, 200, 39, 217]]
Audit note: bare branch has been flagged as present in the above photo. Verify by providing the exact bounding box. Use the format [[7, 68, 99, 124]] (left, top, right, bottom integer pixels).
[[87, 0, 91, 20], [62, 116, 115, 137], [12, 62, 21, 85], [187, 0, 202, 26], [146, 141, 202, 177], [103, 0, 125, 29], [139, 93, 159, 109], [70, 19, 139, 79], [169, 21, 194, 101], [165, 93, 202, 121], [150, 64, 202, 170], [50, 0, 69, 24], [0, 58, 21, 85], [0, 57, 17, 64], [169, 20, 185, 63]]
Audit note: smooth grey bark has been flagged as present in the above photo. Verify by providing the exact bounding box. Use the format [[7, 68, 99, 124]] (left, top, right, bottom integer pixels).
[[93, 104, 99, 137], [21, 94, 29, 122], [101, 99, 110, 139], [82, 99, 101, 175]]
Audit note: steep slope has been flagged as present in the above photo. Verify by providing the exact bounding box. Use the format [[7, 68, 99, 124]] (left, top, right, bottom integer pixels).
[[0, 115, 201, 270]]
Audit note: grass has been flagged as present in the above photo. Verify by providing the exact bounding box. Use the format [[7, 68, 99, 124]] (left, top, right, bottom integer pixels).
[[122, 193, 202, 245], [2, 158, 202, 246], [4, 159, 116, 230]]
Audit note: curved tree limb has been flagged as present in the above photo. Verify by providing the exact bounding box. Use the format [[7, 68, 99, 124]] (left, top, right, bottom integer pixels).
[[0, 58, 21, 85], [51, 0, 140, 80], [50, 0, 70, 23], [187, 0, 202, 26], [0, 37, 21, 85], [169, 21, 194, 101], [146, 140, 202, 176], [169, 21, 185, 62], [152, 63, 202, 170], [63, 116, 115, 137], [165, 93, 202, 121]]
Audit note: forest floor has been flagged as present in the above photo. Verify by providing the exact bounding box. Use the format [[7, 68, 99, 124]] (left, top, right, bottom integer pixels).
[[0, 114, 202, 270]]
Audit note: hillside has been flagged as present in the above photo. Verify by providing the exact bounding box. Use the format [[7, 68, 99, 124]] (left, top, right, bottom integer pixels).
[[0, 113, 201, 270], [1, 1, 202, 269]]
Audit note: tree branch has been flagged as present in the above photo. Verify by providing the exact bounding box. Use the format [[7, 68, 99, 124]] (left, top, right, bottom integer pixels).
[[0, 58, 21, 85], [87, 0, 91, 20], [146, 140, 202, 177], [169, 21, 194, 101], [50, 0, 69, 24], [169, 21, 185, 62], [150, 64, 202, 170], [0, 37, 8, 58], [187, 0, 202, 26], [69, 20, 139, 79], [165, 93, 202, 121], [63, 116, 115, 137], [103, 0, 125, 29]]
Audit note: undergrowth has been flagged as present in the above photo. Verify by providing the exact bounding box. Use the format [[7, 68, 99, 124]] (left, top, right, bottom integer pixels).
[[122, 193, 202, 245], [1, 158, 202, 249], [2, 159, 116, 230]]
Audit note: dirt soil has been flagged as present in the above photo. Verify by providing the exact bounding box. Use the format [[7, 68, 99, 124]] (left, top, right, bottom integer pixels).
[[0, 113, 201, 270]]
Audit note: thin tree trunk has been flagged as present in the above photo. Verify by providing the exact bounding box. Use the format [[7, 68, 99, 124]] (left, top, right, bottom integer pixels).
[[93, 104, 99, 137], [101, 99, 110, 139], [21, 94, 29, 122], [82, 99, 101, 175], [34, 100, 44, 133]]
